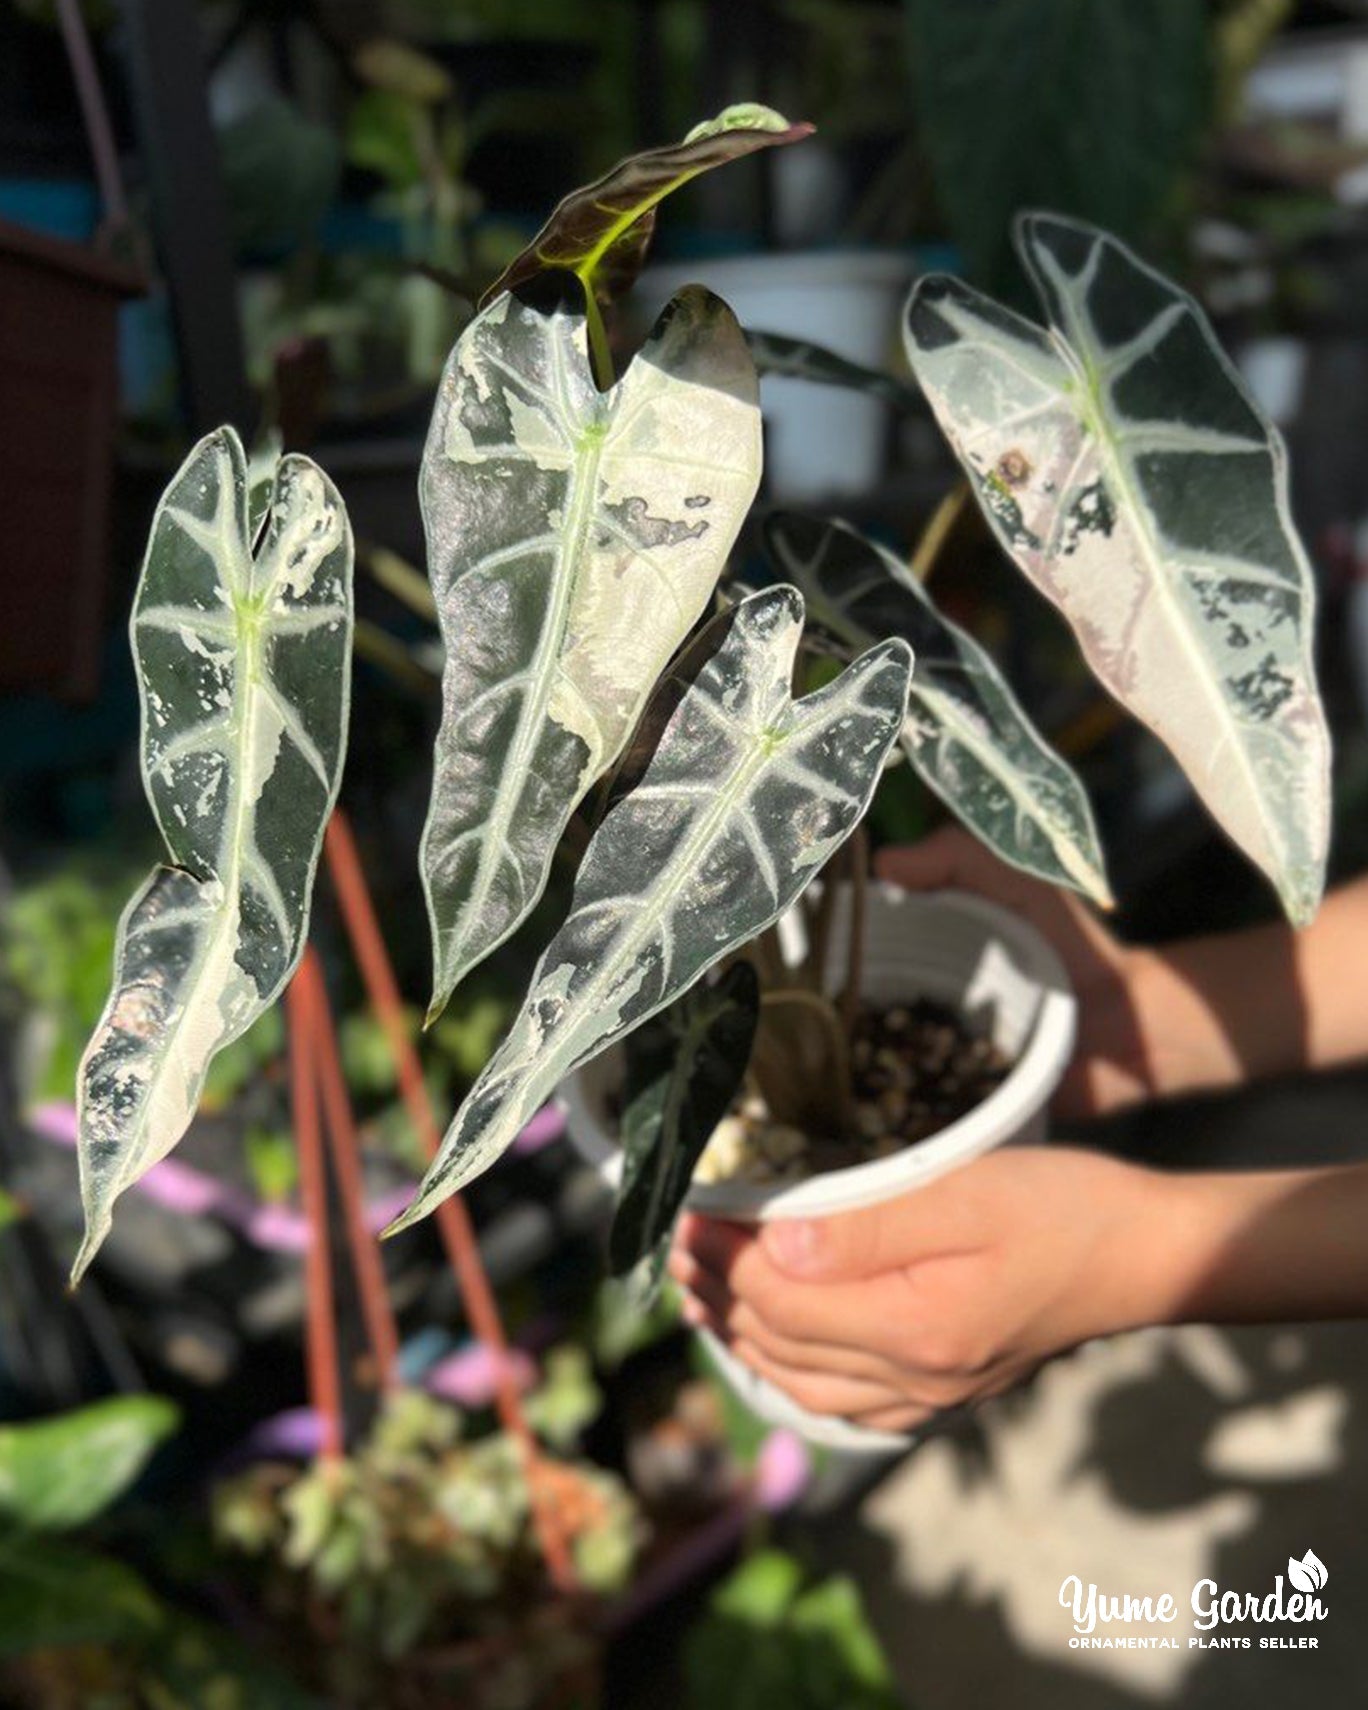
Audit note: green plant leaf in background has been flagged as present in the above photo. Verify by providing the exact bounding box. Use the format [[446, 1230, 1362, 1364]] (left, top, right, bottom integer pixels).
[[389, 588, 912, 1230], [904, 214, 1331, 925], [0, 1534, 162, 1657], [684, 1548, 899, 1710], [908, 0, 1212, 290], [219, 95, 342, 256], [746, 329, 922, 413], [481, 103, 813, 311], [610, 961, 760, 1290], [74, 430, 353, 1281], [419, 284, 761, 1023], [765, 512, 1111, 904], [0, 1396, 178, 1532]]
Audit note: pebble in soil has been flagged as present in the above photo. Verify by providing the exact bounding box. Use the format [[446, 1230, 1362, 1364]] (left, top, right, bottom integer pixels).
[[694, 998, 1012, 1187]]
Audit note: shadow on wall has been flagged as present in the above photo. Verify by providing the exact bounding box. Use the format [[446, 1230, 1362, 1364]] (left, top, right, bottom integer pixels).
[[792, 1074, 1368, 1708], [805, 1316, 1367, 1708]]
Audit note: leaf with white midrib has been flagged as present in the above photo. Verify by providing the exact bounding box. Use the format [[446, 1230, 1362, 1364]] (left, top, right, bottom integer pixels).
[[419, 283, 761, 1022], [764, 512, 1111, 904], [904, 211, 1331, 925], [387, 588, 912, 1230], [74, 429, 352, 1281]]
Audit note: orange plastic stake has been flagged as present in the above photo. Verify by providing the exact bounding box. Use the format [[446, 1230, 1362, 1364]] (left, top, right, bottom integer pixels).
[[287, 961, 343, 1461], [322, 810, 575, 1590], [297, 949, 401, 1393]]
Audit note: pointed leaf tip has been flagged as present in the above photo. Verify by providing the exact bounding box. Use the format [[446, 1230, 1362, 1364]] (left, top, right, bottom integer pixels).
[[764, 513, 1112, 906]]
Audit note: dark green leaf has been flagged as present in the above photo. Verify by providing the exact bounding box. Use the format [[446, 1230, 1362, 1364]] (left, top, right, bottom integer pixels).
[[908, 0, 1212, 290], [610, 962, 760, 1287], [746, 329, 921, 413], [0, 1535, 161, 1655]]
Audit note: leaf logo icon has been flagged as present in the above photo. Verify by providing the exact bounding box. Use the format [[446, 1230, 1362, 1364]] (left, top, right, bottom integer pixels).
[[1287, 1551, 1327, 1593]]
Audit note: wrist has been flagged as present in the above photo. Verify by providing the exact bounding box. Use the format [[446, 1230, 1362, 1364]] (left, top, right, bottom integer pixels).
[[1066, 1155, 1200, 1343], [1144, 1163, 1368, 1325], [1128, 942, 1262, 1101]]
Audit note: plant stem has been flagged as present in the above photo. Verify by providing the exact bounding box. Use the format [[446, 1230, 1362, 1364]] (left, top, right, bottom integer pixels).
[[583, 287, 615, 391], [287, 965, 343, 1461], [802, 880, 837, 992], [361, 544, 438, 623], [909, 481, 970, 584], [298, 951, 401, 1394], [756, 987, 854, 1132], [839, 826, 869, 1043], [352, 618, 439, 700], [321, 811, 576, 1592]]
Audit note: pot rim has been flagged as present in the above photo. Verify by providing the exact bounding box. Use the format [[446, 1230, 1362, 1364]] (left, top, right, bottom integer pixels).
[[560, 886, 1076, 1223]]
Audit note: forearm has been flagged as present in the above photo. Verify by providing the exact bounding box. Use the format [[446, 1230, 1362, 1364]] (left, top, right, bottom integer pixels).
[[1123, 1161, 1368, 1329], [1132, 874, 1368, 1099]]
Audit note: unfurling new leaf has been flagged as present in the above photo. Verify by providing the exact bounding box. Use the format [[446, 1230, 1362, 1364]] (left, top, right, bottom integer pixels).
[[419, 284, 761, 1021], [905, 213, 1330, 925], [74, 430, 353, 1281], [481, 104, 813, 310], [764, 512, 1111, 904], [610, 962, 760, 1293], [388, 588, 912, 1231]]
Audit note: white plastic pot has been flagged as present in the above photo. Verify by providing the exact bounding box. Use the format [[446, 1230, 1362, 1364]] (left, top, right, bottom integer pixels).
[[562, 884, 1076, 1454], [638, 251, 914, 502]]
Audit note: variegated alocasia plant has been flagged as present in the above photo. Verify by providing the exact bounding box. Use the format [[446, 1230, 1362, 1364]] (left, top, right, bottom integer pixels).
[[905, 212, 1331, 926], [419, 283, 762, 1023], [71, 92, 1336, 1321], [73, 430, 353, 1280], [388, 588, 912, 1230], [763, 512, 1111, 905]]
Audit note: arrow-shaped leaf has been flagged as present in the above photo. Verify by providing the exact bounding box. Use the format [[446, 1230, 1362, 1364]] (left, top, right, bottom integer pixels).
[[904, 213, 1330, 925], [420, 284, 761, 1021], [764, 512, 1111, 904], [480, 104, 813, 311], [388, 587, 912, 1230], [74, 430, 353, 1280], [610, 961, 760, 1293]]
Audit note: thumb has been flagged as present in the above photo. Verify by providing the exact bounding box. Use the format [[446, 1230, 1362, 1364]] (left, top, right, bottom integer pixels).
[[762, 1179, 971, 1281]]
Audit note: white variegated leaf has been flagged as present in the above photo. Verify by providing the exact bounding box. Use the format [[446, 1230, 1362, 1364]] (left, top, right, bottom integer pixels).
[[764, 512, 1111, 904], [904, 212, 1331, 926], [74, 429, 352, 1280], [387, 587, 912, 1230], [420, 284, 761, 1022]]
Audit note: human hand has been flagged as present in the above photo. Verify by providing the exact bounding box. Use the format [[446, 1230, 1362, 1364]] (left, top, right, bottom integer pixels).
[[877, 826, 1234, 1117], [670, 1147, 1177, 1434]]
